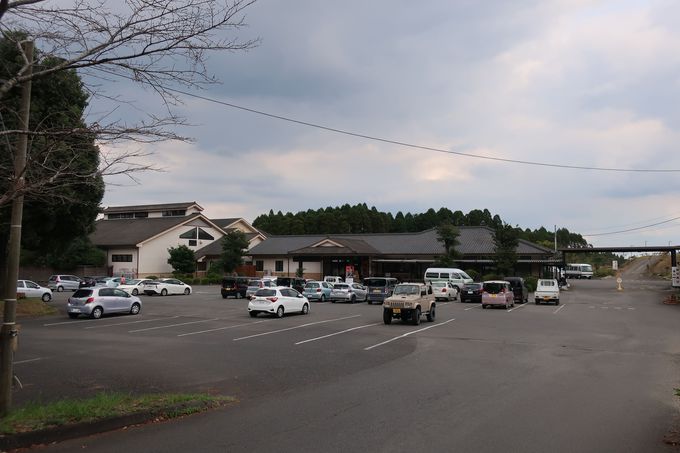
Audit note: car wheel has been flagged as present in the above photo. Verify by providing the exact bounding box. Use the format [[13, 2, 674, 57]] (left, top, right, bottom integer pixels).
[[160, 288, 168, 296], [132, 289, 138, 296], [184, 288, 190, 295], [383, 308, 392, 325], [57, 286, 64, 292], [276, 306, 285, 318], [555, 300, 560, 305], [482, 304, 486, 309], [41, 293, 51, 302], [130, 302, 141, 315], [511, 300, 515, 308], [412, 307, 421, 325], [331, 299, 336, 303], [249, 311, 258, 318], [302, 303, 309, 315], [91, 306, 103, 319], [68, 313, 79, 319], [235, 292, 241, 299], [320, 294, 326, 302], [222, 294, 228, 299], [367, 300, 371, 305], [426, 305, 436, 322]]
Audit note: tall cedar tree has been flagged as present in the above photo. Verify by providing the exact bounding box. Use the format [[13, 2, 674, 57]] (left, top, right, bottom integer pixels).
[[220, 230, 249, 273], [435, 223, 461, 267]]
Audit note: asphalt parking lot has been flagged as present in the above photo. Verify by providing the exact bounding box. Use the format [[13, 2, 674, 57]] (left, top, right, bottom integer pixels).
[[12, 279, 680, 453]]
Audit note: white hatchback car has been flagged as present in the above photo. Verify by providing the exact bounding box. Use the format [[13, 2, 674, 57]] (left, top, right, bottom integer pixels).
[[117, 279, 153, 296], [17, 280, 52, 302], [248, 287, 310, 318]]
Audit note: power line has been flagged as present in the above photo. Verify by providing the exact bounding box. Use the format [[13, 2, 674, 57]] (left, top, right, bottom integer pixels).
[[162, 86, 680, 173], [582, 216, 680, 236]]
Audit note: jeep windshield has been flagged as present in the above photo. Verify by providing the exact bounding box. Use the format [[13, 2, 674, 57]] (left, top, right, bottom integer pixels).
[[393, 285, 419, 295]]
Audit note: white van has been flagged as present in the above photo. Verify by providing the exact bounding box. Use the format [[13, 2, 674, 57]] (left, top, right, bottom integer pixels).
[[424, 268, 473, 291], [565, 264, 593, 279], [324, 276, 343, 286]]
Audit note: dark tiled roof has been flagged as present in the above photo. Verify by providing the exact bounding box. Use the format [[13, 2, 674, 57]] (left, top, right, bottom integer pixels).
[[210, 218, 241, 228], [91, 215, 199, 246], [102, 201, 202, 214], [195, 233, 260, 259], [248, 227, 555, 257]]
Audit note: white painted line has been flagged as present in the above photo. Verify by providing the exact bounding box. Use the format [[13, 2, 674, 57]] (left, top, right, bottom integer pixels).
[[507, 303, 529, 313], [364, 318, 456, 351], [43, 319, 91, 327], [295, 323, 381, 345], [553, 304, 566, 314], [614, 307, 622, 310], [14, 358, 42, 365], [178, 320, 270, 337], [464, 305, 481, 311], [628, 307, 635, 310], [84, 316, 181, 329], [233, 315, 361, 341], [129, 318, 220, 333]]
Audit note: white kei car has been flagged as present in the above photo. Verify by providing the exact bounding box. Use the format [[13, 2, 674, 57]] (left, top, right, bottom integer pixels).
[[142, 278, 192, 296], [17, 280, 52, 302], [248, 287, 310, 318], [534, 279, 560, 305], [117, 279, 153, 296]]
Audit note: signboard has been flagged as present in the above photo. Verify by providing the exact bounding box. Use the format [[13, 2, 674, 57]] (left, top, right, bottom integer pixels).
[[612, 260, 618, 271], [673, 266, 680, 288], [345, 265, 355, 285]]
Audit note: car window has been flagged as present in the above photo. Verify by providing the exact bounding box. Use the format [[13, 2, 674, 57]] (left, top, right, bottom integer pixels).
[[99, 288, 115, 297], [334, 284, 349, 290], [73, 289, 93, 298], [439, 273, 450, 279], [483, 282, 505, 294], [26, 281, 40, 289], [452, 272, 461, 279], [394, 285, 419, 295], [113, 289, 129, 297], [255, 288, 276, 297], [305, 282, 319, 289], [322, 282, 330, 288], [17, 281, 25, 288]]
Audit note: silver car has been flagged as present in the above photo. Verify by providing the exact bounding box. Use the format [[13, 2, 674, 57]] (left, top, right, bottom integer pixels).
[[246, 279, 275, 299], [17, 280, 52, 302], [67, 287, 142, 319], [47, 274, 82, 292], [330, 283, 368, 303]]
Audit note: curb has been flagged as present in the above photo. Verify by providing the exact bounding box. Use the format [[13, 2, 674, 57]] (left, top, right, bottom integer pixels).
[[0, 401, 221, 451]]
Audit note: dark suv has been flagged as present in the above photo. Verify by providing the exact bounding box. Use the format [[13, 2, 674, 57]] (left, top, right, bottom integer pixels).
[[275, 277, 306, 293], [504, 277, 528, 304], [221, 276, 250, 299]]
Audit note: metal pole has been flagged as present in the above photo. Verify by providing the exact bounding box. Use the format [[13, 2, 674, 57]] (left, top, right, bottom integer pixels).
[[0, 40, 33, 417], [554, 225, 557, 252]]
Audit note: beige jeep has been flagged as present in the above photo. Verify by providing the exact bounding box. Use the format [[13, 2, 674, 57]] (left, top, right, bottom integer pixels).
[[382, 283, 435, 325]]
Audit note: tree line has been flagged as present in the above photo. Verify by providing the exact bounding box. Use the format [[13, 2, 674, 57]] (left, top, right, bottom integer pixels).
[[253, 204, 589, 249]]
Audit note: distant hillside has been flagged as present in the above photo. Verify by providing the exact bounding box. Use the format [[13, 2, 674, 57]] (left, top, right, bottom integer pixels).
[[252, 204, 589, 249]]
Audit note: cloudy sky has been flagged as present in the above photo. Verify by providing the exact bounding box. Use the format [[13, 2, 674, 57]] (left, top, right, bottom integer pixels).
[[99, 0, 680, 248]]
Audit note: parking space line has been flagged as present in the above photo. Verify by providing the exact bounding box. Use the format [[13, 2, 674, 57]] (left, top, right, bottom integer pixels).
[[507, 303, 528, 313], [364, 318, 456, 351], [295, 323, 381, 345], [129, 318, 220, 333], [44, 319, 91, 327], [233, 315, 361, 342], [464, 305, 480, 311], [84, 316, 181, 329], [553, 304, 566, 314], [178, 319, 271, 337], [14, 358, 42, 365]]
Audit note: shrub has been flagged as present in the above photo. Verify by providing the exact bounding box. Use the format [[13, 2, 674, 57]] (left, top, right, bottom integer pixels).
[[146, 276, 158, 280], [200, 278, 210, 285], [524, 276, 538, 292], [208, 277, 220, 285], [595, 268, 615, 278], [464, 269, 480, 282], [481, 274, 501, 282]]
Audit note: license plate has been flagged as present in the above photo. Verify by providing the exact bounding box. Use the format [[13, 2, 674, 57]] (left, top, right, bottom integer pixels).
[[70, 308, 81, 313], [491, 294, 497, 298], [467, 291, 473, 294], [372, 289, 381, 293], [392, 308, 401, 314], [543, 296, 550, 300]]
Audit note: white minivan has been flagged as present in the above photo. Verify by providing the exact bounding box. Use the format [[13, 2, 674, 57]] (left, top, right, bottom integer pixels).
[[424, 268, 474, 292]]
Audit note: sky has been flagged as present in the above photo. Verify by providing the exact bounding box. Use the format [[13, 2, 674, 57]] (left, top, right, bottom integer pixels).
[[97, 0, 680, 248]]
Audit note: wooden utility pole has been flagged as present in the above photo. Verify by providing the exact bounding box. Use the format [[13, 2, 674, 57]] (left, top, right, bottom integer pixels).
[[0, 40, 33, 416]]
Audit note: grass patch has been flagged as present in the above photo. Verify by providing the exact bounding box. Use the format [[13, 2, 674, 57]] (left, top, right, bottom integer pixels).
[[0, 393, 234, 434], [0, 298, 58, 317]]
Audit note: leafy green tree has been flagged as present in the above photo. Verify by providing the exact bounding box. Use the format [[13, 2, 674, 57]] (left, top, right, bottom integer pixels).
[[0, 35, 104, 274], [434, 223, 461, 266], [167, 245, 196, 275], [493, 223, 519, 276], [220, 230, 249, 273]]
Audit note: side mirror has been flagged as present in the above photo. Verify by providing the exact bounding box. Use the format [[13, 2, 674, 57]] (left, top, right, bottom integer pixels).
[[297, 294, 303, 298]]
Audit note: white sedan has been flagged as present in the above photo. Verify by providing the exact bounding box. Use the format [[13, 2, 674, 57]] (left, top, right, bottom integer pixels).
[[17, 280, 52, 302], [248, 287, 310, 318], [431, 281, 458, 301], [142, 278, 192, 296], [117, 279, 153, 296]]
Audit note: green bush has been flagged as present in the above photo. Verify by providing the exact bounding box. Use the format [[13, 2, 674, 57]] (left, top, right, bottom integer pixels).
[[595, 268, 615, 278], [208, 277, 220, 285], [146, 275, 158, 280], [464, 269, 480, 282], [200, 278, 210, 285], [524, 276, 538, 292], [481, 274, 502, 282]]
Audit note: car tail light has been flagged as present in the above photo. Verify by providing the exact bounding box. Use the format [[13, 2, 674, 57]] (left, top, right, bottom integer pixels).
[[316, 288, 321, 292], [85, 297, 95, 304], [267, 297, 278, 303], [441, 288, 447, 293]]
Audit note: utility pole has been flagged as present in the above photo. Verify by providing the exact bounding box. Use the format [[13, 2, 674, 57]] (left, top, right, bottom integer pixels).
[[554, 225, 557, 252], [0, 40, 33, 417]]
